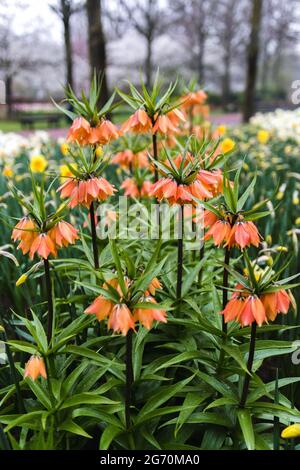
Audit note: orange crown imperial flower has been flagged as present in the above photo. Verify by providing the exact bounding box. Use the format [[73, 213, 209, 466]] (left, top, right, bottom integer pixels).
[[84, 277, 166, 334], [133, 296, 167, 330], [121, 178, 153, 198], [12, 217, 38, 255], [24, 355, 47, 381], [121, 109, 152, 134], [58, 176, 116, 208], [204, 212, 260, 249], [67, 117, 91, 145], [89, 119, 121, 145], [150, 153, 224, 205], [181, 89, 207, 109], [12, 217, 79, 260], [48, 221, 79, 248], [221, 284, 291, 327], [108, 303, 136, 336], [29, 233, 57, 260], [67, 117, 121, 146], [112, 150, 149, 170], [152, 109, 185, 135]]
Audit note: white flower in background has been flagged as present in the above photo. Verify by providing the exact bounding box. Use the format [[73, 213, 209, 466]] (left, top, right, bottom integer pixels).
[[250, 108, 300, 142]]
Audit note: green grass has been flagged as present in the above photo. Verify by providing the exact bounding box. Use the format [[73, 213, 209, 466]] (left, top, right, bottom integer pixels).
[[0, 120, 67, 133]]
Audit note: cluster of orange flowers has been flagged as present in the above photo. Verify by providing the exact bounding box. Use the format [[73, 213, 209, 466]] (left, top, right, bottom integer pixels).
[[12, 217, 79, 259], [121, 108, 186, 136], [85, 277, 166, 335], [67, 117, 120, 146], [58, 176, 116, 209], [222, 284, 291, 326], [150, 154, 223, 205], [112, 150, 149, 170], [121, 178, 153, 198], [204, 211, 260, 249]]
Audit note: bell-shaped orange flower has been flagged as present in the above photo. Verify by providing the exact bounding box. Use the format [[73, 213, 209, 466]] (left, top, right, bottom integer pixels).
[[197, 169, 223, 196], [108, 303, 135, 336], [181, 90, 207, 109], [133, 296, 167, 330], [226, 221, 260, 249], [122, 109, 152, 134], [150, 178, 193, 205], [67, 117, 92, 145], [112, 150, 149, 170], [58, 176, 116, 208], [145, 277, 162, 296], [261, 290, 291, 321], [205, 216, 260, 249], [121, 178, 153, 198], [24, 355, 47, 381], [90, 119, 121, 145], [221, 284, 291, 327], [12, 217, 38, 255], [203, 210, 218, 228], [238, 296, 266, 326], [166, 108, 186, 128], [152, 115, 173, 134], [204, 220, 231, 246], [48, 221, 79, 248], [85, 295, 114, 321], [222, 289, 266, 327], [29, 233, 57, 260]]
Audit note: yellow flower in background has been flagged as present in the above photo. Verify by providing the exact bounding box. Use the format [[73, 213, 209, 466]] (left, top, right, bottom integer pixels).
[[281, 424, 300, 439], [2, 166, 13, 178], [242, 162, 249, 171], [216, 124, 227, 136], [257, 129, 270, 144], [295, 217, 300, 225], [95, 146, 103, 158], [293, 191, 299, 205], [59, 163, 77, 183], [266, 234, 272, 245], [30, 154, 47, 173], [276, 246, 288, 252], [16, 274, 28, 287], [220, 138, 235, 154], [60, 143, 69, 156]]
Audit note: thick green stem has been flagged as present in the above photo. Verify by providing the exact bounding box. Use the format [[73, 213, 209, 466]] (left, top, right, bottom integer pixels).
[[44, 258, 53, 344], [152, 133, 158, 182], [222, 248, 231, 334], [240, 322, 257, 407], [125, 330, 133, 430], [198, 243, 205, 286], [89, 201, 99, 269], [176, 205, 184, 304]]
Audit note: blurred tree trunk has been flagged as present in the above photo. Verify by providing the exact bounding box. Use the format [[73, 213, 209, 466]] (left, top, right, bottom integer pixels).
[[260, 41, 269, 90], [86, 0, 109, 108], [50, 1, 75, 89], [222, 51, 231, 111], [243, 0, 263, 122], [5, 75, 12, 117], [145, 33, 153, 88], [62, 0, 74, 90], [197, 30, 205, 83]]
